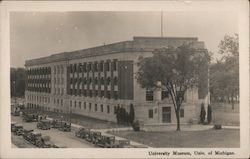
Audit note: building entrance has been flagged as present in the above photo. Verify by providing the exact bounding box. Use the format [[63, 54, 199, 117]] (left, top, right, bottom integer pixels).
[[162, 107, 171, 123]]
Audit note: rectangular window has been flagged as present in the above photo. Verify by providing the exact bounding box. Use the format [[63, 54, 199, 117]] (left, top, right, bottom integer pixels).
[[70, 100, 72, 107], [101, 104, 103, 112], [89, 103, 92, 110], [79, 101, 81, 109], [180, 109, 184, 118], [107, 105, 110, 114], [84, 102, 86, 109], [75, 101, 76, 108], [95, 104, 97, 112], [146, 90, 154, 101], [61, 99, 63, 106], [148, 109, 153, 118], [162, 90, 169, 99]]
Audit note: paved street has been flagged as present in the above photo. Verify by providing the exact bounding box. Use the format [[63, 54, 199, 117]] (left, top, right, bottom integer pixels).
[[11, 116, 95, 148]]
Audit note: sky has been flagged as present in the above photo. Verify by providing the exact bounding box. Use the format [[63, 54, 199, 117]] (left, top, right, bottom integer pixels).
[[10, 11, 238, 67]]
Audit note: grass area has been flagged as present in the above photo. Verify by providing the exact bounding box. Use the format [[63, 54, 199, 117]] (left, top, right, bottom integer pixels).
[[212, 102, 239, 126], [109, 129, 239, 148], [23, 109, 127, 129]]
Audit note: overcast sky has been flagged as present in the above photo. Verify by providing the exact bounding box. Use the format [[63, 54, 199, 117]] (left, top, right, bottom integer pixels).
[[10, 11, 238, 67]]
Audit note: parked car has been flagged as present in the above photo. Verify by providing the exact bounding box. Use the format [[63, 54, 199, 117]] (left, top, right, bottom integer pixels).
[[11, 122, 17, 132], [37, 119, 51, 130], [14, 124, 24, 136], [51, 119, 61, 129], [96, 134, 117, 148], [23, 113, 38, 122], [35, 136, 53, 148], [52, 142, 67, 148], [58, 121, 71, 132], [22, 128, 34, 141]]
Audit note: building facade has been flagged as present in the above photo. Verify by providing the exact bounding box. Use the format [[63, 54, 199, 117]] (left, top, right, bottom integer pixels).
[[25, 37, 209, 124]]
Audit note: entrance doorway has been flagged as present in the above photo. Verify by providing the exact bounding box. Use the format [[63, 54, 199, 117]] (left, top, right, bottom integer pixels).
[[162, 107, 171, 123]]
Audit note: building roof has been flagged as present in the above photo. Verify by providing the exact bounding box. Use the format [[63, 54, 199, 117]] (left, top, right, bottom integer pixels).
[[25, 36, 205, 66]]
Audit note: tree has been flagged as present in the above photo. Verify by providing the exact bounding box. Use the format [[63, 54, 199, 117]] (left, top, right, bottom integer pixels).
[[210, 34, 239, 109], [129, 104, 135, 125], [136, 45, 209, 131], [11, 67, 26, 98]]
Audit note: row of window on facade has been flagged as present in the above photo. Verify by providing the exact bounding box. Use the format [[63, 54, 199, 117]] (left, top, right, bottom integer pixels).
[[27, 67, 51, 76], [27, 95, 51, 103], [70, 100, 111, 114], [69, 59, 118, 73], [146, 90, 185, 101], [68, 89, 119, 100], [70, 76, 118, 86], [54, 65, 64, 75], [148, 108, 184, 119]]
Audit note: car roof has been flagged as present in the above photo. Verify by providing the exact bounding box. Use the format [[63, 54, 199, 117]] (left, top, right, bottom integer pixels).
[[31, 131, 41, 135]]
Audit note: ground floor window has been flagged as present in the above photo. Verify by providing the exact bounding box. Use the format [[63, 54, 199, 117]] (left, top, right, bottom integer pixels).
[[180, 108, 184, 118], [148, 109, 153, 118], [95, 104, 97, 111], [107, 105, 110, 114]]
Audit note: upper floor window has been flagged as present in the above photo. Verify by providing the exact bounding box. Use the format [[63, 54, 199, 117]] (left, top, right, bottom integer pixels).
[[162, 90, 169, 100], [146, 90, 154, 101]]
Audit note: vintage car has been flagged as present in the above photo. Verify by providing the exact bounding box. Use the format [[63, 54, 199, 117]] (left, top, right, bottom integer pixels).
[[91, 131, 102, 144], [96, 134, 117, 148], [52, 142, 67, 148], [37, 119, 51, 130], [14, 124, 24, 136], [22, 128, 34, 141], [23, 113, 38, 122], [51, 119, 61, 128], [35, 136, 54, 148], [76, 128, 91, 139], [11, 122, 17, 132], [115, 139, 131, 148], [58, 121, 71, 132], [23, 131, 41, 144]]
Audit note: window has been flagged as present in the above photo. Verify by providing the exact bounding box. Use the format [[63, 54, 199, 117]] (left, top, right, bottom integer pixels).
[[84, 102, 86, 109], [79, 102, 81, 109], [113, 60, 117, 71], [114, 77, 118, 85], [107, 77, 111, 85], [101, 77, 104, 85], [89, 103, 92, 110], [114, 106, 116, 114], [105, 62, 110, 71], [99, 61, 104, 71], [101, 104, 103, 112], [148, 109, 153, 118], [95, 104, 97, 111], [75, 101, 77, 108], [61, 99, 63, 106], [180, 109, 184, 118], [57, 99, 59, 104], [162, 90, 169, 99], [107, 105, 110, 114], [146, 90, 154, 101]]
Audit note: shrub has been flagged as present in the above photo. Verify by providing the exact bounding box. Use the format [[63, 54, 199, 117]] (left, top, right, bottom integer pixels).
[[132, 120, 140, 131], [199, 103, 206, 124], [129, 104, 135, 125], [214, 124, 222, 130], [207, 104, 212, 124]]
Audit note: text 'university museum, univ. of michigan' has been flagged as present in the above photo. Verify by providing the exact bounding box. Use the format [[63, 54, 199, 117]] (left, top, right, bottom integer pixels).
[[25, 36, 209, 124]]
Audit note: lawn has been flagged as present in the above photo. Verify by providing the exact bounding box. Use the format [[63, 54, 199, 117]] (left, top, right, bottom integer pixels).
[[23, 109, 126, 129], [109, 129, 239, 148], [212, 102, 239, 126]]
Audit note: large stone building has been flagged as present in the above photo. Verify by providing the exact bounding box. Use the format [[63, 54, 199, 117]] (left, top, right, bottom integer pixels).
[[25, 36, 209, 124]]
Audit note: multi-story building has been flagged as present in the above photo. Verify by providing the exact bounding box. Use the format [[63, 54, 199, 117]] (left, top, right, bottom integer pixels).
[[25, 36, 209, 124]]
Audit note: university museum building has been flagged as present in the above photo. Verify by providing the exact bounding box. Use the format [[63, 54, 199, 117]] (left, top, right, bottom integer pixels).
[[25, 37, 209, 124]]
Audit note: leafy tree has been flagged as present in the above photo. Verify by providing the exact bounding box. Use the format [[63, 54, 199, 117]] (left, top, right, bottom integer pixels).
[[129, 104, 135, 125], [210, 34, 239, 109], [11, 67, 26, 98], [136, 45, 209, 131]]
